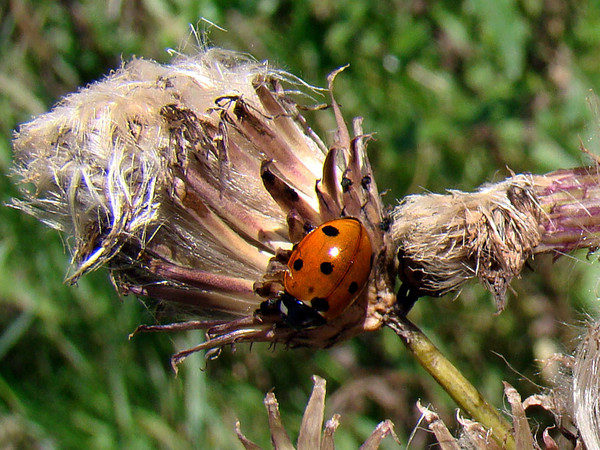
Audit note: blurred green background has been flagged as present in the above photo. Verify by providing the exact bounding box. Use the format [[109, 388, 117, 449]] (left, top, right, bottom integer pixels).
[[2, 1, 600, 448]]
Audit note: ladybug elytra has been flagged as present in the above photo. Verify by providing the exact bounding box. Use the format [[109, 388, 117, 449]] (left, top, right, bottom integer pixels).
[[280, 218, 373, 328]]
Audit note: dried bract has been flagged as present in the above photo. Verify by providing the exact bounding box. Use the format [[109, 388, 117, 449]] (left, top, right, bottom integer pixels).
[[417, 383, 562, 449], [235, 375, 400, 449]]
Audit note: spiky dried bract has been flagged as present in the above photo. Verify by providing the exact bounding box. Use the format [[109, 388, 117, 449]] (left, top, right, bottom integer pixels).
[[503, 382, 536, 449], [416, 402, 461, 450], [298, 375, 326, 450], [456, 415, 504, 450], [12, 48, 395, 360], [416, 384, 556, 449], [391, 175, 542, 310], [235, 375, 399, 450], [321, 415, 340, 450]]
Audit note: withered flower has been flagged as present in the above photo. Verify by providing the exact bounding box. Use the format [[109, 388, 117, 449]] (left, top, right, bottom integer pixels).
[[236, 375, 400, 450], [418, 382, 581, 449], [11, 48, 397, 367]]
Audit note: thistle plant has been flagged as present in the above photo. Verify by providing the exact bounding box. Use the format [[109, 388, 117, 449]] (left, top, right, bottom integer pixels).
[[11, 48, 600, 447]]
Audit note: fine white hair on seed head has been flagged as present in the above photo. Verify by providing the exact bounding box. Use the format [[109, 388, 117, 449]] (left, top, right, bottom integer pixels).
[[13, 49, 323, 281], [572, 319, 600, 447]]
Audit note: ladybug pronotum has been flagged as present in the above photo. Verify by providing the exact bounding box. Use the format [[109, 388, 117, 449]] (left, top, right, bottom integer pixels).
[[280, 218, 373, 328]]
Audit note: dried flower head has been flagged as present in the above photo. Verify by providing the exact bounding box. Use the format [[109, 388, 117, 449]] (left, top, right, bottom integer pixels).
[[417, 381, 582, 449], [391, 177, 543, 311], [11, 48, 397, 366], [14, 46, 600, 369], [391, 163, 600, 312], [236, 375, 400, 449]]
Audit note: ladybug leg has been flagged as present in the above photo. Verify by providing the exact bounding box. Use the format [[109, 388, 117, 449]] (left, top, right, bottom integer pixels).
[[131, 319, 225, 335], [279, 293, 326, 329]]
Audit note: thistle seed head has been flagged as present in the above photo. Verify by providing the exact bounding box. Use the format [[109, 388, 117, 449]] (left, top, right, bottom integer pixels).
[[11, 48, 396, 362], [391, 176, 542, 311]]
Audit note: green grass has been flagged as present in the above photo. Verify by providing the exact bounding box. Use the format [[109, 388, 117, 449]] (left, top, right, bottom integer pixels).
[[2, 1, 600, 447]]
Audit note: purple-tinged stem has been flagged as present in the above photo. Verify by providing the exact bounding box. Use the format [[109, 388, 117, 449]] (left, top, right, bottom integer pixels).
[[534, 166, 600, 254]]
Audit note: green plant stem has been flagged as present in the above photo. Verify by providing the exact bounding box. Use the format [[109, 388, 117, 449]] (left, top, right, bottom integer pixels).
[[385, 314, 515, 449]]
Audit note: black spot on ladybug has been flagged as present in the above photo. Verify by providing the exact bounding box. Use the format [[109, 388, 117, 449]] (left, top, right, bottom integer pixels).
[[307, 286, 314, 294], [293, 259, 304, 271], [320, 262, 334, 275], [348, 281, 359, 294], [311, 297, 330, 312], [321, 225, 340, 237]]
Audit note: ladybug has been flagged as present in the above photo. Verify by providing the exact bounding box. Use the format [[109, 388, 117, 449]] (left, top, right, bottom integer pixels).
[[279, 218, 373, 328]]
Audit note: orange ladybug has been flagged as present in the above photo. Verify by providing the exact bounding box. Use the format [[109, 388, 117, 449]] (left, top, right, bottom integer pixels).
[[280, 218, 373, 327]]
